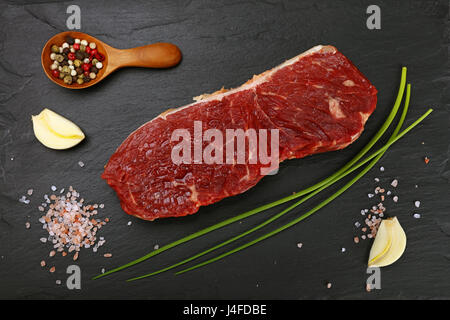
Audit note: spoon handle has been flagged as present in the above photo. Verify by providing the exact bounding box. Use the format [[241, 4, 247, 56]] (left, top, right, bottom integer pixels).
[[111, 43, 182, 69]]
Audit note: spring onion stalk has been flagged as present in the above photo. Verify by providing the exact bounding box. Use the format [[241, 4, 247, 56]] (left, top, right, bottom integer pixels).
[[175, 107, 434, 275], [127, 85, 413, 281], [93, 68, 407, 280]]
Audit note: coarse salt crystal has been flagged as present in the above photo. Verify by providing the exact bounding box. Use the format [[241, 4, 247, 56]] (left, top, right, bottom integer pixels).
[[414, 201, 421, 208], [27, 189, 33, 196], [78, 161, 85, 167], [127, 221, 132, 226], [391, 179, 398, 188], [154, 244, 160, 250], [297, 243, 303, 249], [51, 186, 57, 191], [413, 213, 421, 219], [341, 248, 346, 253], [380, 166, 385, 172], [393, 196, 399, 202], [368, 193, 374, 198], [38, 186, 109, 265], [40, 238, 47, 243]]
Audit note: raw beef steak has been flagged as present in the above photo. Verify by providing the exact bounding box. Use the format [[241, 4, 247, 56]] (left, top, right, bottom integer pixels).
[[102, 45, 377, 220]]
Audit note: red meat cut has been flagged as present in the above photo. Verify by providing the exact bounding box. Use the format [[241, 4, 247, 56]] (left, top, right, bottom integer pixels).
[[102, 45, 377, 220]]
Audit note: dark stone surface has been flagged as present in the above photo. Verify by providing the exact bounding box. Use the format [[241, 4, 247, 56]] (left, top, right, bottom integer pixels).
[[0, 0, 448, 299]]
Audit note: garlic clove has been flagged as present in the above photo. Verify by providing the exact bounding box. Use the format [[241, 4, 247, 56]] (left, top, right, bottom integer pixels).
[[32, 109, 85, 150], [368, 217, 406, 268]]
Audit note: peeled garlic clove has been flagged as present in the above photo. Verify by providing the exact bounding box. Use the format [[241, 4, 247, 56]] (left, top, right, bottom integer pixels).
[[368, 217, 406, 268], [32, 108, 85, 150]]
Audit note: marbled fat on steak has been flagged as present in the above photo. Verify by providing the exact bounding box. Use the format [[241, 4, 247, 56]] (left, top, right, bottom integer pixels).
[[102, 45, 377, 220]]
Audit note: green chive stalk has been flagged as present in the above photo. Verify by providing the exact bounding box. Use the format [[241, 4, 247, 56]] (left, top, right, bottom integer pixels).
[[176, 107, 434, 275]]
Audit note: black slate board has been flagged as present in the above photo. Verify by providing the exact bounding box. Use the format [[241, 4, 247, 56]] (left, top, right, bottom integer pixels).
[[0, 0, 448, 299]]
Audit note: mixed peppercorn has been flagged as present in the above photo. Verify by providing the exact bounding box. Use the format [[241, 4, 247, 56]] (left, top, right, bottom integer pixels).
[[49, 36, 104, 85]]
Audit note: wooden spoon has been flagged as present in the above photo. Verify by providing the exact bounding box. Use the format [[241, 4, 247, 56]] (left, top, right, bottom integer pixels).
[[41, 31, 182, 89]]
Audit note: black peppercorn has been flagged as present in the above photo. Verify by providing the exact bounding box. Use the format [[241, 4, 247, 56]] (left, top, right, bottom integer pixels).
[[76, 67, 83, 75], [91, 66, 99, 74], [63, 47, 70, 55], [75, 51, 84, 60], [65, 36, 75, 45]]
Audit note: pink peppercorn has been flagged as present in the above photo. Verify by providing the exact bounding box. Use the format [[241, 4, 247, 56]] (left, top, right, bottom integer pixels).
[[95, 52, 105, 61], [90, 49, 98, 57], [82, 63, 91, 72]]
